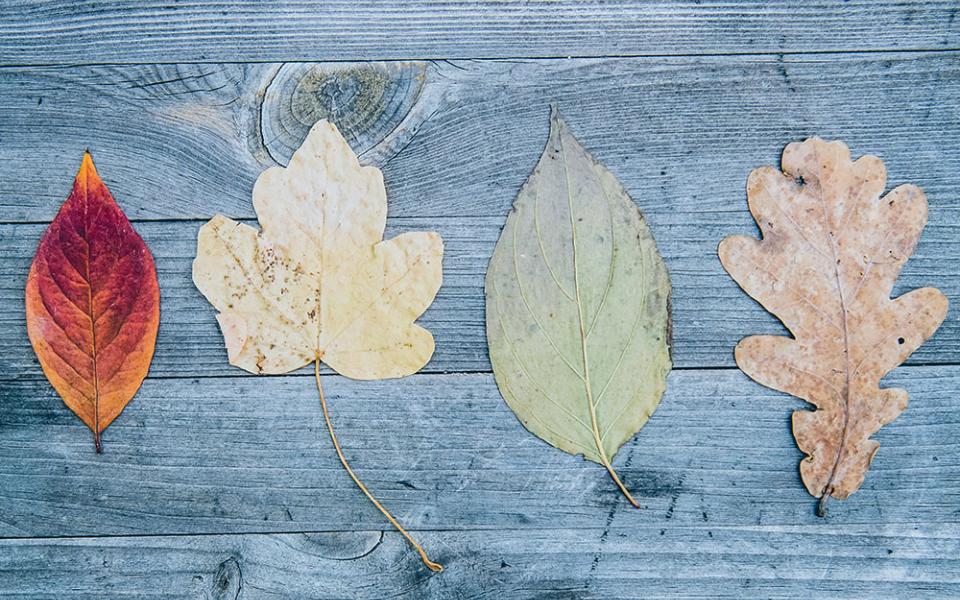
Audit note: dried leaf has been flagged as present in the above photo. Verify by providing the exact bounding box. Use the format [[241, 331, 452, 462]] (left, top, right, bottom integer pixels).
[[486, 108, 672, 507], [719, 138, 948, 513], [25, 152, 160, 452], [193, 120, 443, 570]]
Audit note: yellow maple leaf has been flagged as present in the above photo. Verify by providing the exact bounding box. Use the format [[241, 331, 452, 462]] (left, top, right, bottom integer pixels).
[[193, 120, 443, 571]]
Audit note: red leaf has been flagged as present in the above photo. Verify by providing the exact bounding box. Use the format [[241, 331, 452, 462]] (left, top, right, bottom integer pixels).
[[25, 152, 160, 452]]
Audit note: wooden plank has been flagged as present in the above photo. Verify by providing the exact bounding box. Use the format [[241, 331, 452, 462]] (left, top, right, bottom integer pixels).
[[2, 208, 956, 378], [2, 55, 960, 223], [1, 524, 958, 599], [1, 367, 957, 538], [0, 1, 957, 65], [1, 55, 958, 373]]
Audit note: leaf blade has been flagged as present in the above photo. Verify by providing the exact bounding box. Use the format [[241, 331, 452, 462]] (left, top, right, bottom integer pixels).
[[486, 108, 672, 501], [720, 138, 949, 507], [25, 152, 160, 451], [192, 121, 443, 378]]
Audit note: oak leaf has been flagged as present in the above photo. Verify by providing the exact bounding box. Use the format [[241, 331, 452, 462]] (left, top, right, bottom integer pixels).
[[719, 138, 948, 514], [486, 108, 672, 507], [26, 152, 160, 453], [193, 120, 443, 570]]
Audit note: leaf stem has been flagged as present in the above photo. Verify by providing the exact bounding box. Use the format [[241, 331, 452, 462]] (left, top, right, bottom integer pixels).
[[587, 402, 639, 507], [600, 451, 639, 508], [817, 493, 830, 517], [313, 360, 443, 573]]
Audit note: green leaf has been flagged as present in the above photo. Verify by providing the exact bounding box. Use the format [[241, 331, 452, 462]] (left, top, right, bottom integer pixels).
[[485, 107, 672, 506]]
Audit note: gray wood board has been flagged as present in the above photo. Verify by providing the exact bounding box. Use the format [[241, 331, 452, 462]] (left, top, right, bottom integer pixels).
[[3, 23, 960, 598], [2, 209, 956, 378], [1, 54, 957, 374], [0, 1, 958, 64], [1, 524, 958, 599], [1, 367, 958, 538], [2, 55, 959, 223]]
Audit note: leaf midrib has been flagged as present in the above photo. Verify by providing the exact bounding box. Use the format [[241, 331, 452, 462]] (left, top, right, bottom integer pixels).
[[812, 145, 853, 501], [79, 175, 102, 441], [557, 127, 610, 467]]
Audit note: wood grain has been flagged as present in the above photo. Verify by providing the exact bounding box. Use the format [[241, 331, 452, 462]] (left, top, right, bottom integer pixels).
[[0, 1, 957, 64], [1, 524, 958, 599], [2, 9, 960, 596], [1, 368, 957, 538], [1, 54, 957, 375], [2, 55, 959, 223], [1, 210, 956, 379]]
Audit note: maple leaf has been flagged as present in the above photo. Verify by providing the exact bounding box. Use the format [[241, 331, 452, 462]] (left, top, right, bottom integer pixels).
[[719, 138, 948, 514], [193, 120, 443, 571], [26, 152, 160, 453]]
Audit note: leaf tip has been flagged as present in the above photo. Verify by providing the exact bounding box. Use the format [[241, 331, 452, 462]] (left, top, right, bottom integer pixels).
[[80, 148, 94, 167], [76, 149, 103, 190], [548, 104, 566, 129]]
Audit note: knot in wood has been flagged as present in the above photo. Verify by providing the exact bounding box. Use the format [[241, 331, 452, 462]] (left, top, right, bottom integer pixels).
[[260, 62, 426, 165], [210, 556, 242, 600]]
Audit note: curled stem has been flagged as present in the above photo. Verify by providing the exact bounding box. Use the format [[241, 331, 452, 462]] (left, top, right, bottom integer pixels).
[[314, 360, 443, 572]]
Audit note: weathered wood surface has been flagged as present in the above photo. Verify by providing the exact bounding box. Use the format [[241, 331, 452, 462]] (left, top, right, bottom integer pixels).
[[1, 54, 958, 379], [2, 524, 959, 599], [2, 5, 960, 597], [3, 55, 960, 223], [2, 213, 956, 379], [1, 1, 957, 65], [1, 368, 957, 537]]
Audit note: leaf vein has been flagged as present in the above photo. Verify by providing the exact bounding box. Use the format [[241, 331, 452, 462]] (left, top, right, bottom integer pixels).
[[510, 211, 585, 381]]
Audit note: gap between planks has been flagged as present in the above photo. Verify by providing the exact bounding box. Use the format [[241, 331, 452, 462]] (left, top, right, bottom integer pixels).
[[3, 521, 953, 543], [2, 46, 960, 69], [5, 363, 958, 384]]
